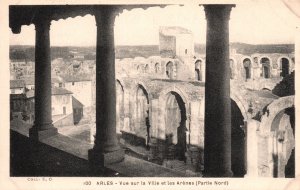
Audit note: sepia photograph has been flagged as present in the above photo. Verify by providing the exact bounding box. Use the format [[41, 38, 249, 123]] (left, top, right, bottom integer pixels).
[[1, 0, 300, 189]]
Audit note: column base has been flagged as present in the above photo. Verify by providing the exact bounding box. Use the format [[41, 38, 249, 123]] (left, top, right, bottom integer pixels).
[[88, 148, 125, 174], [29, 126, 58, 140]]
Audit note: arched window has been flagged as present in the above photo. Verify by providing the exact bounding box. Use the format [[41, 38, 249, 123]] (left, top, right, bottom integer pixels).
[[166, 61, 174, 79], [260, 57, 271, 78], [195, 60, 202, 81], [280, 58, 289, 77], [243, 58, 251, 79]]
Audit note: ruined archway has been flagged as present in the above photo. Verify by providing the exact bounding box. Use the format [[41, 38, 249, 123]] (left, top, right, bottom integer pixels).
[[269, 106, 295, 178], [195, 60, 202, 81], [166, 61, 174, 79], [259, 96, 295, 177], [135, 84, 150, 147], [279, 57, 290, 77], [165, 91, 187, 161], [243, 58, 252, 80], [260, 57, 271, 78]]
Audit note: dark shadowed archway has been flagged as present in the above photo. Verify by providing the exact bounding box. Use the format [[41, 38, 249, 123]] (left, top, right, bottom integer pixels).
[[243, 58, 251, 80], [166, 61, 174, 79], [231, 99, 246, 177], [165, 91, 187, 161], [195, 60, 202, 81], [135, 84, 150, 147], [280, 58, 290, 77]]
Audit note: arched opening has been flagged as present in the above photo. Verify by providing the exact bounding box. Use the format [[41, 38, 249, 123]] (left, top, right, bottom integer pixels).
[[165, 92, 187, 161], [137, 65, 140, 73], [270, 106, 295, 178], [243, 58, 251, 79], [116, 80, 124, 136], [166, 61, 174, 79], [195, 60, 202, 81], [155, 63, 160, 73], [136, 85, 150, 147], [260, 57, 271, 78], [230, 59, 235, 79], [280, 58, 290, 77], [231, 99, 246, 177], [145, 64, 149, 73]]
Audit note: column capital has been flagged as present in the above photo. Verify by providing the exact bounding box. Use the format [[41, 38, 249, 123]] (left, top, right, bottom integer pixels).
[[34, 19, 51, 31], [204, 5, 235, 21], [94, 6, 120, 27]]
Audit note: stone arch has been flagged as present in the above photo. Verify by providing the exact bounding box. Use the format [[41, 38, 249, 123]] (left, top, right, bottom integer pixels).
[[156, 86, 190, 141], [166, 61, 174, 79], [241, 56, 252, 80], [164, 91, 188, 161], [262, 87, 272, 91], [134, 83, 150, 147], [159, 86, 189, 111], [259, 56, 272, 78], [259, 96, 295, 177], [260, 96, 294, 135], [194, 59, 203, 81], [230, 91, 249, 120], [277, 56, 292, 77]]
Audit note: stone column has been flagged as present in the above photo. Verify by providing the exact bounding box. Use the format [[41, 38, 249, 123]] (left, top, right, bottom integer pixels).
[[29, 19, 57, 140], [89, 6, 124, 171], [244, 120, 259, 177], [295, 25, 300, 177], [203, 5, 234, 177]]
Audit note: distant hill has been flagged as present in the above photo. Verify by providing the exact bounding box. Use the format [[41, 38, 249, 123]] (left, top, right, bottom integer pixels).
[[195, 43, 295, 55], [10, 46, 71, 61], [230, 43, 294, 55], [10, 43, 295, 61]]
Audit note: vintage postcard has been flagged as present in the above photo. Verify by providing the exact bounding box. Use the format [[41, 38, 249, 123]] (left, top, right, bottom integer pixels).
[[0, 0, 299, 189]]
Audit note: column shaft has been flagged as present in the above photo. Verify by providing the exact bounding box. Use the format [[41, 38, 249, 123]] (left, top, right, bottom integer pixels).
[[89, 7, 124, 170], [203, 5, 234, 177], [29, 19, 57, 140]]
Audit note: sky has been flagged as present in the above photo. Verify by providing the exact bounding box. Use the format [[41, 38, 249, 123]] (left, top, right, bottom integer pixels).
[[9, 0, 300, 46]]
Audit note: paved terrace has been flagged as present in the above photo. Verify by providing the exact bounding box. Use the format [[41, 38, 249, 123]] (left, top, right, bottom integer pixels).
[[10, 121, 184, 177]]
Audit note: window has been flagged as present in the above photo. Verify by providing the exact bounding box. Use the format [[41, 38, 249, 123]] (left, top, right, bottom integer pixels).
[[59, 83, 63, 87], [63, 107, 66, 115], [72, 82, 75, 86], [185, 49, 188, 54]]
